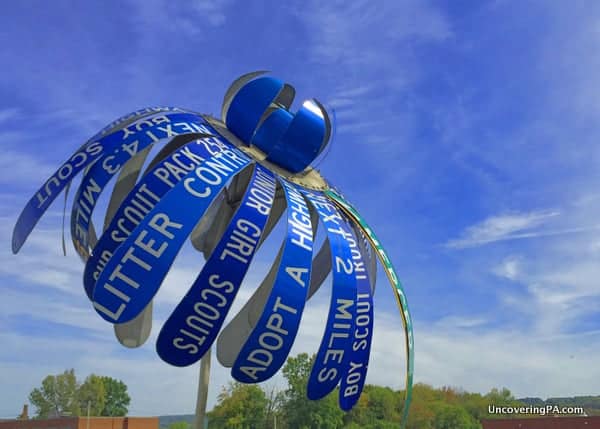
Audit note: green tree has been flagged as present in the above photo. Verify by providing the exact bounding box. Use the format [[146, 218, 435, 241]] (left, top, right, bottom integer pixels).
[[28, 370, 130, 418], [366, 386, 401, 423], [78, 375, 106, 416], [400, 384, 442, 429], [344, 385, 401, 427], [483, 388, 524, 420], [280, 353, 344, 429], [396, 385, 484, 429], [263, 385, 285, 429], [168, 422, 190, 429], [29, 369, 79, 418], [432, 402, 481, 429], [208, 382, 269, 429], [99, 376, 130, 416], [458, 392, 488, 422]]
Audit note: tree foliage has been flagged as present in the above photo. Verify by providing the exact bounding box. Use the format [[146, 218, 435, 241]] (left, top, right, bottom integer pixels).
[[204, 354, 544, 429], [28, 370, 130, 418], [280, 353, 344, 429], [29, 369, 79, 418], [168, 422, 191, 429], [78, 375, 106, 416], [99, 376, 131, 416], [207, 382, 269, 429]]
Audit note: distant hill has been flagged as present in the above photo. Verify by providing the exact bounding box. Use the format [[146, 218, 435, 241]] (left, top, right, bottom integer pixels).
[[158, 414, 195, 429], [519, 396, 600, 415]]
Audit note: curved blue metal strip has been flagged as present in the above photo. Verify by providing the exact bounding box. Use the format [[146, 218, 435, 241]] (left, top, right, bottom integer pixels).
[[231, 178, 314, 383], [302, 190, 357, 401], [83, 137, 233, 299], [96, 107, 190, 138], [61, 107, 192, 256], [92, 148, 251, 324], [223, 74, 332, 173], [221, 71, 270, 125], [156, 164, 276, 366], [310, 99, 332, 156], [71, 112, 210, 260], [12, 110, 198, 255], [325, 189, 414, 428], [266, 102, 326, 173], [338, 219, 374, 411], [225, 77, 284, 144], [251, 108, 293, 155]]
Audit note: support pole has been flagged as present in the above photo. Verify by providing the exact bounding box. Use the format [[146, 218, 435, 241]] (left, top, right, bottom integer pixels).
[[194, 350, 211, 429], [86, 401, 91, 429]]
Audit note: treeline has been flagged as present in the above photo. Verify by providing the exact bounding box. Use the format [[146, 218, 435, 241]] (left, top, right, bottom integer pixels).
[[203, 353, 526, 429], [520, 396, 600, 415]]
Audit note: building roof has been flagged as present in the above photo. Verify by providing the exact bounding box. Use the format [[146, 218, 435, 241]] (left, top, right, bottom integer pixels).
[[0, 417, 159, 429]]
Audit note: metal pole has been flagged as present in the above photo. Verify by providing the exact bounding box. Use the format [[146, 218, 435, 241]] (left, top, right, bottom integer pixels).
[[86, 401, 91, 429], [194, 350, 211, 429]]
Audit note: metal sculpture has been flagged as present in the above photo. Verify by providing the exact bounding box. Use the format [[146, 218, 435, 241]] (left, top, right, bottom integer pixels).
[[12, 72, 414, 427]]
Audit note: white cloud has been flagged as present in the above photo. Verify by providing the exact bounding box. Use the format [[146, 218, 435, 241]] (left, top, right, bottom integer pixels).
[[190, 0, 230, 27], [290, 0, 453, 191], [127, 0, 233, 38], [0, 223, 83, 296], [296, 0, 450, 66], [7, 214, 595, 415], [0, 288, 105, 336], [415, 322, 600, 399], [514, 261, 600, 336], [493, 255, 522, 281], [446, 210, 562, 249], [0, 204, 409, 417], [0, 149, 55, 186], [4, 314, 600, 419], [473, 204, 600, 337], [435, 315, 488, 329]]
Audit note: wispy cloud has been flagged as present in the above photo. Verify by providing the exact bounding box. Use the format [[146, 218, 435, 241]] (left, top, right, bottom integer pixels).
[[493, 255, 523, 281], [503, 259, 600, 335], [296, 0, 450, 67], [4, 298, 600, 417], [0, 108, 20, 124], [416, 321, 600, 399], [434, 315, 488, 329], [290, 0, 453, 193], [0, 217, 412, 417], [0, 149, 55, 186], [0, 215, 86, 292], [445, 210, 564, 249], [127, 0, 233, 37]]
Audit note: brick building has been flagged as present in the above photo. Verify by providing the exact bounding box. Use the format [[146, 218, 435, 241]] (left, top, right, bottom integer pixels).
[[0, 417, 158, 429], [482, 416, 600, 428]]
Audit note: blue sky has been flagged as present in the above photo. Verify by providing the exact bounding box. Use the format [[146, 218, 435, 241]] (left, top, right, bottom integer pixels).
[[2, 0, 600, 418]]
